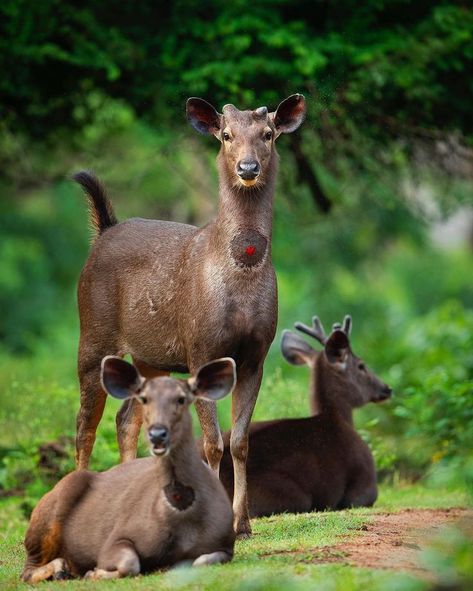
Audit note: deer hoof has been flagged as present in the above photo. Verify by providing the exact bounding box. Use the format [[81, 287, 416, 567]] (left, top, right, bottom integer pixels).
[[28, 558, 70, 584], [234, 513, 252, 539], [54, 569, 72, 580]]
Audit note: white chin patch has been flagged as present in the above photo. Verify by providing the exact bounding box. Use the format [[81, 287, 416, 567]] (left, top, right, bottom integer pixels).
[[151, 446, 169, 457], [239, 178, 258, 187]]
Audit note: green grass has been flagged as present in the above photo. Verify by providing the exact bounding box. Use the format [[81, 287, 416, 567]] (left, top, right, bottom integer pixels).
[[375, 481, 471, 511], [1, 483, 470, 591]]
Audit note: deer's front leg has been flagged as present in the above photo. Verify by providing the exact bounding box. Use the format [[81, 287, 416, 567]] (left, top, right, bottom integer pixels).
[[230, 366, 263, 538], [86, 541, 140, 579]]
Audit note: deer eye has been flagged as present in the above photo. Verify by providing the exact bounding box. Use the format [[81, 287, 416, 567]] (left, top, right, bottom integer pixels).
[[138, 395, 148, 404], [177, 396, 186, 405], [358, 363, 366, 371], [264, 130, 272, 141], [222, 132, 231, 141]]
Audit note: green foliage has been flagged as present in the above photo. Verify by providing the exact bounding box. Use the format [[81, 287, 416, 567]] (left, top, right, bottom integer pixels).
[[0, 182, 87, 352], [1, 0, 472, 148], [389, 301, 473, 467]]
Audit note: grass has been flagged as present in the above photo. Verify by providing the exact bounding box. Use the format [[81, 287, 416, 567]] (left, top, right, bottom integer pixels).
[[1, 483, 469, 591]]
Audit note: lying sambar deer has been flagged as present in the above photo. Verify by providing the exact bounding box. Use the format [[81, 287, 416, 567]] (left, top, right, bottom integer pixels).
[[216, 315, 392, 516], [73, 93, 306, 536], [21, 357, 236, 583]]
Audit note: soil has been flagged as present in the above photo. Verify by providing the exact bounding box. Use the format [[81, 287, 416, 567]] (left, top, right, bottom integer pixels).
[[269, 509, 472, 576]]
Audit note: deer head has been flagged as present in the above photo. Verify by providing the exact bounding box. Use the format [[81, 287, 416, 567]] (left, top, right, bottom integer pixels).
[[281, 315, 392, 409], [186, 94, 306, 190], [101, 357, 236, 457]]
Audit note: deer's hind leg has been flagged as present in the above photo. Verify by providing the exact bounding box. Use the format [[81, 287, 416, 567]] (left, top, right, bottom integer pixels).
[[116, 359, 169, 463], [22, 558, 71, 584], [76, 339, 114, 469], [21, 471, 91, 582], [339, 481, 378, 509]]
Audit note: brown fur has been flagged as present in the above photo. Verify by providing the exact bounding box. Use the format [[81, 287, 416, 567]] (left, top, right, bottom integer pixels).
[[22, 359, 235, 582], [73, 94, 306, 536], [210, 315, 392, 516]]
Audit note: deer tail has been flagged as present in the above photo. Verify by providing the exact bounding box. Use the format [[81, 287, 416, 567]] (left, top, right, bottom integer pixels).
[[73, 170, 118, 237]]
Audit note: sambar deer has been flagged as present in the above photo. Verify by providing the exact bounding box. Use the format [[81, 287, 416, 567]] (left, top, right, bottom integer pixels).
[[216, 315, 392, 516], [73, 93, 306, 536], [21, 358, 236, 583]]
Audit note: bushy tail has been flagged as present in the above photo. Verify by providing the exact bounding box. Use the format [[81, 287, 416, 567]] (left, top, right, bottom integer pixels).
[[73, 170, 118, 237]]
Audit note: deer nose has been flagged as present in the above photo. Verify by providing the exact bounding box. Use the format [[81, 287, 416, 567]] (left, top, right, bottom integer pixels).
[[380, 385, 393, 400], [237, 159, 260, 180], [148, 425, 169, 446]]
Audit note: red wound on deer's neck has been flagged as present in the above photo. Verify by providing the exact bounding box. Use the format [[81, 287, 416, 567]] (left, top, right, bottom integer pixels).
[[230, 230, 267, 267]]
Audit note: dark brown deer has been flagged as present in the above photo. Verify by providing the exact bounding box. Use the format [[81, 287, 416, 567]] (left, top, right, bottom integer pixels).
[[21, 357, 236, 583], [215, 315, 392, 516], [73, 94, 305, 536]]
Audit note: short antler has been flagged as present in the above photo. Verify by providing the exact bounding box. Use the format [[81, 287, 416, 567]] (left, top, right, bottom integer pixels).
[[295, 316, 327, 345], [331, 315, 352, 336], [342, 315, 352, 336]]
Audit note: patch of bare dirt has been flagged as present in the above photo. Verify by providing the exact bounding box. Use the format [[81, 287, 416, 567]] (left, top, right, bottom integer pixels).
[[270, 509, 472, 576]]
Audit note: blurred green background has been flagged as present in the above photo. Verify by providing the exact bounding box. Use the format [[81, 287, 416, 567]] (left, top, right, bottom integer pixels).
[[0, 0, 472, 501]]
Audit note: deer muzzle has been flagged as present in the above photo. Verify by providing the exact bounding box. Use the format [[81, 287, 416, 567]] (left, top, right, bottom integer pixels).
[[377, 385, 393, 402], [237, 159, 260, 186], [148, 424, 170, 456]]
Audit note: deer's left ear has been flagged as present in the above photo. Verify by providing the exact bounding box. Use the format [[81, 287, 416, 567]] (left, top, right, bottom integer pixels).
[[270, 94, 306, 137], [188, 358, 236, 401], [324, 330, 350, 364]]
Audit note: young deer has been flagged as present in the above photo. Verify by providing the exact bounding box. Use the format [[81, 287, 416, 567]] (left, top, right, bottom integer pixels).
[[21, 358, 236, 583], [216, 315, 392, 516], [73, 93, 306, 536]]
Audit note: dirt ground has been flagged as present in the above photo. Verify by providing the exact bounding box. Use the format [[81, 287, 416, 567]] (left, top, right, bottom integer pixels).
[[274, 509, 472, 576]]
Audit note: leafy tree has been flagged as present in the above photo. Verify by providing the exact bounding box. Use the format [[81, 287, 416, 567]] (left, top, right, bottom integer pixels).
[[1, 1, 472, 210]]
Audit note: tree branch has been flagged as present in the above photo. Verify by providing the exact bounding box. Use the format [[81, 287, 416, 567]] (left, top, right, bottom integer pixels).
[[289, 135, 332, 214]]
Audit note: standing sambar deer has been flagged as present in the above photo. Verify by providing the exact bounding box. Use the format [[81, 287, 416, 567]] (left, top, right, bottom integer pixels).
[[73, 93, 306, 536], [215, 315, 392, 516], [21, 357, 236, 583]]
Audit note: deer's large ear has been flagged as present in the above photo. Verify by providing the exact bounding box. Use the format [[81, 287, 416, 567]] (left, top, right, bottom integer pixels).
[[324, 330, 350, 364], [186, 98, 222, 137], [281, 330, 317, 366], [188, 358, 236, 401], [101, 356, 143, 400], [271, 94, 306, 137]]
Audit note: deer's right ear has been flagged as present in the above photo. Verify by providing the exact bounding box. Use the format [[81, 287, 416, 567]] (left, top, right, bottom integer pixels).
[[188, 358, 236, 401], [101, 356, 143, 400], [281, 330, 316, 366], [186, 98, 222, 137]]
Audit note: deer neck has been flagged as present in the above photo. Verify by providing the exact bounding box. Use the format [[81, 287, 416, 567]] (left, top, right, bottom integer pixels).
[[213, 152, 278, 246], [312, 360, 354, 425], [155, 429, 201, 485]]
